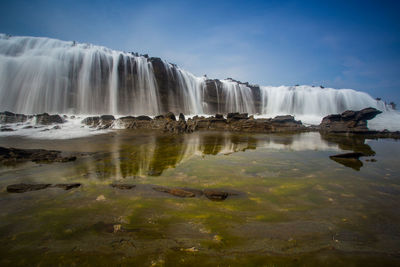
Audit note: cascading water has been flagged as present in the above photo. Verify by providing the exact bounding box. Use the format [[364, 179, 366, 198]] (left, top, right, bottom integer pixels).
[[0, 34, 399, 131], [0, 34, 164, 115], [259, 85, 391, 124]]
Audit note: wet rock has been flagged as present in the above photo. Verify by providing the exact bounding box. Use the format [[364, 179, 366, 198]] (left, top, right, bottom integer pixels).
[[82, 115, 114, 129], [136, 115, 152, 121], [215, 114, 224, 119], [100, 115, 115, 121], [0, 127, 14, 132], [0, 111, 28, 124], [110, 184, 136, 190], [153, 186, 195, 197], [203, 189, 229, 201], [81, 116, 100, 127], [179, 113, 185, 121], [53, 183, 81, 190], [52, 125, 61, 130], [271, 115, 297, 123], [0, 147, 77, 164], [227, 113, 248, 120], [35, 113, 64, 125], [320, 107, 382, 133], [7, 183, 51, 193], [164, 112, 176, 121]]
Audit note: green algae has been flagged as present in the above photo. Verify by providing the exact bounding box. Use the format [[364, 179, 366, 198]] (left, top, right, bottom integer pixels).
[[0, 132, 400, 265]]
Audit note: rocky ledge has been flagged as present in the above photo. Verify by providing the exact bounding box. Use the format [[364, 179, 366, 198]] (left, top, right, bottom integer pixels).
[[0, 111, 64, 125], [318, 107, 400, 138], [81, 112, 307, 134], [319, 107, 382, 133]]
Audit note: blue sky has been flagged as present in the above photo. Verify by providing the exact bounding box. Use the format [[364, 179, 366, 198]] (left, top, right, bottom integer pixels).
[[1, 0, 400, 104]]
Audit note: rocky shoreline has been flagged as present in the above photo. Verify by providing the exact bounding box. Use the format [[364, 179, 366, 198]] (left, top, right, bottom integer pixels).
[[1, 107, 399, 138]]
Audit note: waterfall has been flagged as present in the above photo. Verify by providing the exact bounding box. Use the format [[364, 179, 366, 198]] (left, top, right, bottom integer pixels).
[[219, 79, 256, 114], [0, 34, 162, 115], [259, 85, 391, 124], [0, 34, 396, 126]]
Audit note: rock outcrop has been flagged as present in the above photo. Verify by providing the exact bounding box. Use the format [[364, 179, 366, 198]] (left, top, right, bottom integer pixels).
[[0, 111, 28, 124], [81, 115, 115, 129], [35, 113, 64, 125], [319, 107, 382, 133], [186, 114, 306, 133]]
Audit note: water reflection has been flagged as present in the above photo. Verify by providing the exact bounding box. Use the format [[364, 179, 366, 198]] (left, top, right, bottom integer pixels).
[[75, 132, 368, 180], [320, 133, 376, 171]]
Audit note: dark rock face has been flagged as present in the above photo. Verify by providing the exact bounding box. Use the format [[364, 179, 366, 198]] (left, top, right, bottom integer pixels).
[[0, 111, 28, 124], [320, 107, 382, 133], [35, 113, 64, 125], [110, 184, 136, 190], [0, 147, 77, 164], [7, 183, 52, 193], [178, 113, 185, 121], [153, 186, 195, 197]]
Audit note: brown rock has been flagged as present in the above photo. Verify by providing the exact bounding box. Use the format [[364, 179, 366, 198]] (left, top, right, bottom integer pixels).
[[153, 186, 195, 197]]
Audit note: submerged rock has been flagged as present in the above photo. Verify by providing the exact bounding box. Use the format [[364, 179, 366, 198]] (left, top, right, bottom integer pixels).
[[7, 183, 51, 193], [153, 186, 195, 197], [203, 189, 230, 201], [0, 147, 77, 164], [110, 184, 136, 190], [53, 183, 81, 190]]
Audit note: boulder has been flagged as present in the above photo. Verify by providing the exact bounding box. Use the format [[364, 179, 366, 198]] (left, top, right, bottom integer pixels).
[[35, 113, 64, 125], [7, 183, 51, 193], [81, 115, 115, 129], [320, 107, 382, 133], [164, 112, 176, 121], [203, 189, 229, 201], [0, 111, 28, 124], [153, 186, 195, 197], [81, 116, 100, 127], [227, 113, 248, 120]]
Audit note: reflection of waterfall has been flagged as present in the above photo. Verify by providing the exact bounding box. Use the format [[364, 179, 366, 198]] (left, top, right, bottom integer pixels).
[[78, 132, 341, 179], [1, 34, 395, 119]]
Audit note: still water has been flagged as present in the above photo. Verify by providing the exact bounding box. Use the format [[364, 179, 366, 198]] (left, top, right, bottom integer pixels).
[[0, 131, 399, 266]]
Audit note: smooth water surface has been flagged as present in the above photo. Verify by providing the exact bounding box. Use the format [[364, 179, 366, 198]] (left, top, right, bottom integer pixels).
[[0, 131, 399, 266]]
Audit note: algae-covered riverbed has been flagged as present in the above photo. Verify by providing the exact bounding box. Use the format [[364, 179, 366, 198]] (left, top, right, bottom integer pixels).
[[0, 131, 399, 266]]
